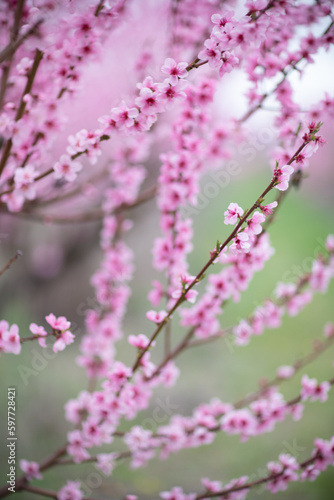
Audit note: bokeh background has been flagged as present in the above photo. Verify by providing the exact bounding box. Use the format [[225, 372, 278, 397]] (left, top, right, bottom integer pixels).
[[1, 1, 334, 498]]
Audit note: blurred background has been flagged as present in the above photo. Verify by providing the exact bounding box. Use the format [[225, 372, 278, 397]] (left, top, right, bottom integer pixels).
[[1, 0, 334, 498]]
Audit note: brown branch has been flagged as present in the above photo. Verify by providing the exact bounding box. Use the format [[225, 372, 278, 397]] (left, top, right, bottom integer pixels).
[[0, 184, 158, 224], [55, 450, 131, 467], [0, 48, 44, 177], [0, 19, 43, 64], [94, 0, 105, 17], [234, 335, 334, 409], [0, 250, 22, 277], [0, 0, 25, 109], [22, 485, 57, 499], [0, 444, 67, 498], [20, 331, 54, 343], [147, 327, 196, 381], [195, 452, 322, 499], [22, 484, 101, 500]]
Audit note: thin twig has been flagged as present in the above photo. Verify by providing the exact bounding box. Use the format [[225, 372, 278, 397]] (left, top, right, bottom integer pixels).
[[0, 184, 158, 224], [195, 452, 322, 499], [23, 484, 101, 500], [0, 19, 43, 64], [0, 251, 22, 278], [0, 48, 44, 176]]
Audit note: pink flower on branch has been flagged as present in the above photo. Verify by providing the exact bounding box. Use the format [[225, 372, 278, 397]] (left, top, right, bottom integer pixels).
[[161, 58, 188, 85], [1, 324, 21, 355], [53, 154, 82, 182], [245, 211, 266, 236], [301, 375, 330, 402], [19, 459, 42, 480], [29, 323, 48, 347], [157, 80, 188, 109], [57, 480, 83, 500], [198, 39, 221, 68], [229, 232, 250, 253], [273, 164, 294, 191], [260, 201, 278, 215], [14, 164, 37, 200], [45, 313, 74, 353], [146, 310, 168, 324], [224, 202, 244, 225], [45, 313, 71, 331]]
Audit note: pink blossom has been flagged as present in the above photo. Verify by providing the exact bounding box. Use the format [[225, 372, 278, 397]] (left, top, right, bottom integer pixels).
[[146, 310, 168, 323], [266, 459, 298, 493], [14, 164, 37, 200], [106, 361, 132, 391], [171, 287, 198, 304], [124, 426, 153, 453], [161, 58, 188, 85], [29, 323, 48, 348], [1, 324, 21, 355], [325, 234, 334, 252], [201, 477, 222, 493], [245, 211, 265, 235], [221, 409, 257, 438], [300, 465, 320, 482], [45, 313, 71, 331], [53, 330, 75, 353], [198, 39, 221, 68], [16, 57, 33, 75], [274, 282, 296, 300], [0, 320, 9, 343], [224, 202, 244, 225], [137, 76, 158, 93], [81, 417, 107, 447], [260, 201, 278, 216], [110, 101, 139, 130], [234, 320, 253, 346], [157, 80, 188, 108], [65, 391, 92, 425], [156, 362, 180, 387], [57, 481, 83, 500], [229, 232, 250, 253], [19, 459, 42, 480], [2, 191, 25, 212], [286, 291, 312, 316], [324, 322, 334, 338], [301, 375, 330, 402], [211, 11, 235, 28], [67, 430, 90, 463], [67, 129, 93, 155], [309, 259, 332, 293], [274, 164, 294, 191], [160, 487, 195, 500], [219, 51, 239, 76], [54, 154, 82, 182], [312, 438, 333, 471], [148, 280, 164, 306], [277, 365, 295, 379], [135, 87, 164, 115], [279, 453, 299, 471], [128, 334, 152, 349]]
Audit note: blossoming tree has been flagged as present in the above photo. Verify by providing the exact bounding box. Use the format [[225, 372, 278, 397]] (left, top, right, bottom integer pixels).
[[0, 0, 334, 499]]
